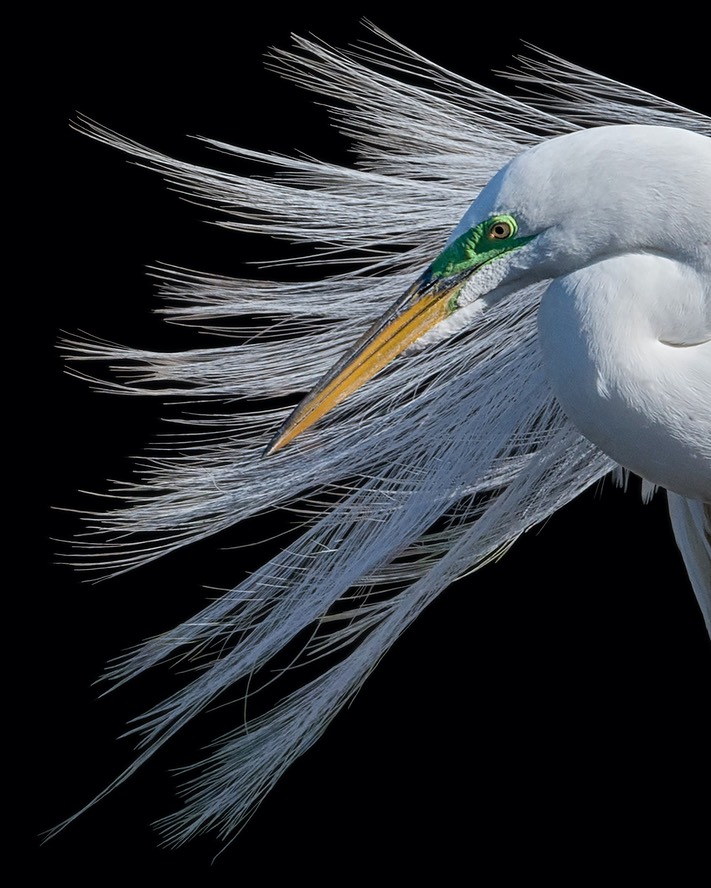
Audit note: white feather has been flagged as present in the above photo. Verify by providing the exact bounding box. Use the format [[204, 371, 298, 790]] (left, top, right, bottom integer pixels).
[[52, 26, 710, 846], [668, 494, 711, 635]]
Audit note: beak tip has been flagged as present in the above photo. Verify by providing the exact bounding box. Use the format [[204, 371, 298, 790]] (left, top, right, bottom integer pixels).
[[264, 432, 286, 457]]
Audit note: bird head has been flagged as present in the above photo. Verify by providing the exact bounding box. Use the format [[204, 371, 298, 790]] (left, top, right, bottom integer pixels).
[[267, 124, 710, 454]]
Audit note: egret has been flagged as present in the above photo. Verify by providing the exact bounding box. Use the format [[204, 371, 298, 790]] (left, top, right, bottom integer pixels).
[[54, 28, 710, 848]]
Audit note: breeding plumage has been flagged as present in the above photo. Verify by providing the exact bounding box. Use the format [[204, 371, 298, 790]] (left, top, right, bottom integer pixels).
[[50, 27, 710, 851]]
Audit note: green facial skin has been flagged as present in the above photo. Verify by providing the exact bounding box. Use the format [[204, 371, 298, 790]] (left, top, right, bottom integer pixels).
[[430, 214, 534, 280]]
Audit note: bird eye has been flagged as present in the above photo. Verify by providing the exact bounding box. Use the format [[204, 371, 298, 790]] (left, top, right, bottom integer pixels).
[[486, 217, 515, 240]]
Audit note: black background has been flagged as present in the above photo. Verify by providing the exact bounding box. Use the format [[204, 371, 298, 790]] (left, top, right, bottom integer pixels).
[[37, 10, 709, 877]]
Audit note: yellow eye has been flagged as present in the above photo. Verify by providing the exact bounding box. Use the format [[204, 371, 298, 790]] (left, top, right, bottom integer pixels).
[[487, 219, 514, 240]]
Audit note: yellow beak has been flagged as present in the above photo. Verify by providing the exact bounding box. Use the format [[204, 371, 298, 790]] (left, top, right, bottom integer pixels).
[[266, 269, 468, 454]]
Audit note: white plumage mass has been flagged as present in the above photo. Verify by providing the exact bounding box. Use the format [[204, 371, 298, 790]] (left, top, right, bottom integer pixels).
[[56, 27, 710, 845]]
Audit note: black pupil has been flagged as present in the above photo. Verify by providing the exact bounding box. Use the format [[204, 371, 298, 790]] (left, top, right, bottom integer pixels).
[[492, 223, 508, 238]]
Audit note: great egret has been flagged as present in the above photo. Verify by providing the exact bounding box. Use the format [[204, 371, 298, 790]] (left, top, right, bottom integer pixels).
[[50, 26, 709, 853]]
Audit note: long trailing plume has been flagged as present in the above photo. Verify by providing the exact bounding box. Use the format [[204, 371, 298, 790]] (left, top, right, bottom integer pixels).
[[55, 25, 710, 845]]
